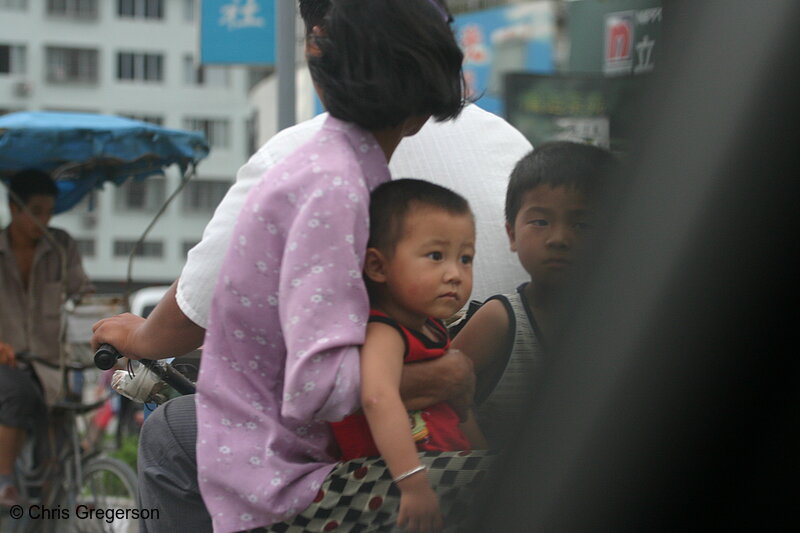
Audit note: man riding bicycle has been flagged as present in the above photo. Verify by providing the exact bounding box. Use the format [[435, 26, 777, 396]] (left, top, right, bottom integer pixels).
[[0, 169, 93, 508]]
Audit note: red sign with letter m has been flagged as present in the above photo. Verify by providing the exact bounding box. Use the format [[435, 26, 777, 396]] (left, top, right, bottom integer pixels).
[[604, 11, 635, 75]]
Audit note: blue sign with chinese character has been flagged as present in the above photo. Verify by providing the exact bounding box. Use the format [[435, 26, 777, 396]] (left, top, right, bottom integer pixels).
[[453, 3, 555, 116], [201, 0, 275, 65]]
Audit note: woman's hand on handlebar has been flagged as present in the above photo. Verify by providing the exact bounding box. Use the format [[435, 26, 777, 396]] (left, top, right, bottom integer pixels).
[[91, 313, 147, 360], [0, 341, 16, 367]]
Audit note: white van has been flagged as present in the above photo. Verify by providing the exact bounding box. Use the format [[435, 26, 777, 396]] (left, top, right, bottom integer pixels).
[[128, 286, 171, 318]]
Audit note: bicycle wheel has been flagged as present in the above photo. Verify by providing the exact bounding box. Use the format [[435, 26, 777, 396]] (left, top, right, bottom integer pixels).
[[70, 456, 139, 533]]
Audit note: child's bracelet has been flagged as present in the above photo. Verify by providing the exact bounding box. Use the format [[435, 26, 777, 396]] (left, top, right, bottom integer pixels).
[[392, 465, 427, 484]]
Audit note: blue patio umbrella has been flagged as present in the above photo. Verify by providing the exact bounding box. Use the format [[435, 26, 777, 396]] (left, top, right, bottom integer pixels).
[[0, 111, 209, 213]]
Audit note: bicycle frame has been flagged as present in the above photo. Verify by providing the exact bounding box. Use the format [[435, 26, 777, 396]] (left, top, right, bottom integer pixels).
[[7, 355, 138, 533]]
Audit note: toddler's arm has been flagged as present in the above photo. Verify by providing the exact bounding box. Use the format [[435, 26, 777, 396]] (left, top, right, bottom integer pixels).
[[361, 321, 443, 533]]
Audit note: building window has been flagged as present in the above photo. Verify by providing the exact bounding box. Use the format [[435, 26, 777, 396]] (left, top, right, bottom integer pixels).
[[75, 238, 96, 258], [46, 47, 98, 83], [113, 240, 163, 258], [0, 44, 26, 75], [182, 240, 199, 257], [117, 112, 164, 126], [183, 118, 231, 149], [182, 179, 229, 213], [183, 0, 195, 22], [118, 0, 163, 20], [0, 0, 27, 10], [117, 52, 163, 82], [183, 55, 230, 88], [115, 178, 165, 212], [46, 0, 98, 18]]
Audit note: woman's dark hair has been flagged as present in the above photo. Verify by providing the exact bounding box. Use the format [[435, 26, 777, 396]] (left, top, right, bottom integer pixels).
[[505, 142, 619, 225], [369, 178, 472, 256], [306, 0, 465, 130], [300, 0, 453, 32], [6, 169, 58, 207], [299, 0, 330, 34]]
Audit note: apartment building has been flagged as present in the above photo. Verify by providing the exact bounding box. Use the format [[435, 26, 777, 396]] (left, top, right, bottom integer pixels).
[[1, 0, 530, 287], [0, 0, 256, 286]]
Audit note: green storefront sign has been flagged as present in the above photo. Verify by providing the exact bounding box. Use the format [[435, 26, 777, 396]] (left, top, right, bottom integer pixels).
[[504, 73, 649, 154]]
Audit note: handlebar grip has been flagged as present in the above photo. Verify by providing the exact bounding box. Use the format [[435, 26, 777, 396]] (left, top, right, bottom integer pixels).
[[93, 343, 197, 396], [94, 343, 122, 370]]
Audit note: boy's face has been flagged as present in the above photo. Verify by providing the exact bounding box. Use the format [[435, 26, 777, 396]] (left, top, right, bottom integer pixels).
[[9, 194, 55, 241], [507, 185, 595, 289], [378, 206, 475, 323]]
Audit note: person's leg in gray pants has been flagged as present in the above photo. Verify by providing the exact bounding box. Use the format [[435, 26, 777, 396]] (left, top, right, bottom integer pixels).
[[137, 394, 211, 533]]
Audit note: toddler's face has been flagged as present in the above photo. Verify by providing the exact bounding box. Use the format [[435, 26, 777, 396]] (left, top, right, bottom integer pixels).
[[507, 185, 596, 289], [382, 207, 475, 323]]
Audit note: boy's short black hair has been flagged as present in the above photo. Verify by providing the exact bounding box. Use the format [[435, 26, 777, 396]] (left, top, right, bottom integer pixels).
[[6, 169, 58, 207], [505, 141, 619, 225], [305, 0, 464, 130], [369, 178, 472, 255]]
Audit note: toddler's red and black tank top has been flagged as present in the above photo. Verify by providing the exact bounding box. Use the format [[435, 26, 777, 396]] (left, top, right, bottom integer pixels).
[[331, 310, 470, 460]]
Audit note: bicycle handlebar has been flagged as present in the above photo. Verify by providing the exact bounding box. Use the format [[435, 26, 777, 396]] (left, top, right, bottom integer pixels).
[[94, 343, 121, 370], [93, 343, 197, 396]]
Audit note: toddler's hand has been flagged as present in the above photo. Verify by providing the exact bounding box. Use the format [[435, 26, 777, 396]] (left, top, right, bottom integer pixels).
[[396, 475, 443, 533]]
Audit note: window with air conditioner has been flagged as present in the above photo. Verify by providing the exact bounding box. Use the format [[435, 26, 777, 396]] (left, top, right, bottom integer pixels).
[[46, 47, 98, 83]]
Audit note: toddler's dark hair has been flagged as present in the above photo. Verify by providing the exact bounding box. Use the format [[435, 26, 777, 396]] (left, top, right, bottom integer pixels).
[[305, 0, 465, 130], [6, 169, 58, 207], [369, 178, 472, 255], [505, 141, 619, 225]]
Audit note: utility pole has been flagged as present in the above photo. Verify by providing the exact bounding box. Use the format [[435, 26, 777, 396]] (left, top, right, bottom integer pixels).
[[276, 0, 297, 131]]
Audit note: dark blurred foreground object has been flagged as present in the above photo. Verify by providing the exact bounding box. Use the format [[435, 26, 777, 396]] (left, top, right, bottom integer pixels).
[[468, 1, 800, 531]]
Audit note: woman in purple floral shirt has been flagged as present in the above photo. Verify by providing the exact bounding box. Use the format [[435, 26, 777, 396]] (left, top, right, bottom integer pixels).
[[196, 1, 472, 531]]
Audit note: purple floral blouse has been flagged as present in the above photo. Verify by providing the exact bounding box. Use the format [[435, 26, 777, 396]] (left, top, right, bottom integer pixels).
[[196, 116, 391, 533]]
